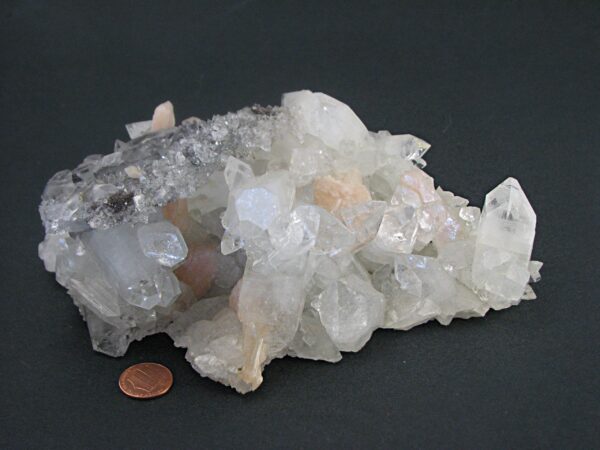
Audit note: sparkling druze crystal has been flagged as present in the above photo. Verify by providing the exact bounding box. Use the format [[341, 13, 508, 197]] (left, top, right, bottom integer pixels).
[[39, 90, 542, 393]]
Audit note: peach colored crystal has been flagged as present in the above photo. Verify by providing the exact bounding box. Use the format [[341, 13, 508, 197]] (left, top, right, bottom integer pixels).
[[313, 169, 371, 213], [174, 240, 218, 298], [151, 101, 176, 131]]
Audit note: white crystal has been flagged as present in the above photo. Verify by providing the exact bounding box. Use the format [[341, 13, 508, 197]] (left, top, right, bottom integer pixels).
[[472, 178, 537, 309], [168, 299, 252, 393], [137, 221, 188, 268], [287, 135, 331, 187], [83, 224, 181, 310], [224, 157, 254, 191], [226, 168, 295, 234], [312, 274, 385, 352], [125, 120, 152, 139], [528, 260, 543, 282], [237, 268, 305, 346], [340, 200, 387, 246], [374, 254, 487, 330], [287, 307, 342, 363], [314, 208, 356, 256], [282, 90, 368, 149], [236, 188, 282, 230], [521, 284, 537, 300], [372, 205, 419, 253], [377, 133, 431, 164], [38, 232, 70, 272], [188, 170, 229, 217], [268, 205, 320, 260]]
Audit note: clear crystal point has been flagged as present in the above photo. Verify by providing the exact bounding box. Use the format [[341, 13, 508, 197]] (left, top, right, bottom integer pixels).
[[472, 177, 537, 309]]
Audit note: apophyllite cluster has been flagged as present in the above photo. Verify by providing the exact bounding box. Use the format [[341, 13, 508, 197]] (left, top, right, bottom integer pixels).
[[39, 91, 542, 393]]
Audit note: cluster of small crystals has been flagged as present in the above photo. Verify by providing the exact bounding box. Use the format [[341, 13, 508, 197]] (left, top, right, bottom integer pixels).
[[38, 91, 542, 393], [39, 104, 283, 234]]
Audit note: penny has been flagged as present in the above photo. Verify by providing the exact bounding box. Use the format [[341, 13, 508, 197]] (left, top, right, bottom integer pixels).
[[118, 362, 173, 399]]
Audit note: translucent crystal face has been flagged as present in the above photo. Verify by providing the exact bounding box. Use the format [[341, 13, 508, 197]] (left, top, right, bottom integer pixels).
[[379, 134, 431, 163], [373, 205, 419, 253], [282, 90, 368, 150], [478, 177, 536, 253], [395, 255, 458, 309], [137, 221, 188, 268], [472, 178, 537, 308], [39, 90, 541, 393], [312, 274, 385, 352], [340, 201, 387, 246], [82, 224, 182, 310]]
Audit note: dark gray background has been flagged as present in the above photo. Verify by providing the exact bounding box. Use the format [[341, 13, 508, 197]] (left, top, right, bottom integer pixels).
[[1, 1, 599, 448]]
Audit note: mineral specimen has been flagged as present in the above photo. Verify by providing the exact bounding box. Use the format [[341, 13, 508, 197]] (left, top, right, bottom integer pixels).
[[39, 91, 542, 393]]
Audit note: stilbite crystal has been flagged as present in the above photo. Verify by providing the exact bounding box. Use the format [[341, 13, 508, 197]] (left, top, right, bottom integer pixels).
[[39, 90, 541, 393]]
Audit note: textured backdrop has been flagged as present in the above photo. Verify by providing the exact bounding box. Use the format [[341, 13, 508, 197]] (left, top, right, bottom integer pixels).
[[1, 1, 599, 448]]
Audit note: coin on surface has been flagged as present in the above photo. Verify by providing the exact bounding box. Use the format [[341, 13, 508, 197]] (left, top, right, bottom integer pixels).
[[118, 362, 173, 399]]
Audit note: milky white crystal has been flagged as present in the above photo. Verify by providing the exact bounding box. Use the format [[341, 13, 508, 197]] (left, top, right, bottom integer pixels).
[[39, 90, 541, 393]]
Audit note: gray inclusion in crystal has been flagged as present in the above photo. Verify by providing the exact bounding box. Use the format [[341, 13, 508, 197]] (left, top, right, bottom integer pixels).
[[39, 106, 284, 234]]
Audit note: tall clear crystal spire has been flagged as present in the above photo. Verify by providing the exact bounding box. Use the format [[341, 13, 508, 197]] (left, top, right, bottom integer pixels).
[[471, 177, 537, 309]]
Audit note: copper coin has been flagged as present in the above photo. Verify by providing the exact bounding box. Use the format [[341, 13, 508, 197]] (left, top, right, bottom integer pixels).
[[118, 363, 173, 399]]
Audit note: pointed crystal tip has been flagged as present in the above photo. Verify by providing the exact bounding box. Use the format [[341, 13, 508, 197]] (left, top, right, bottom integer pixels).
[[484, 176, 536, 225]]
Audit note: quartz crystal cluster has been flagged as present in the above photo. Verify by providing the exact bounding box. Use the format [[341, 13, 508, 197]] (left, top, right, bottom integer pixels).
[[39, 91, 542, 393]]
